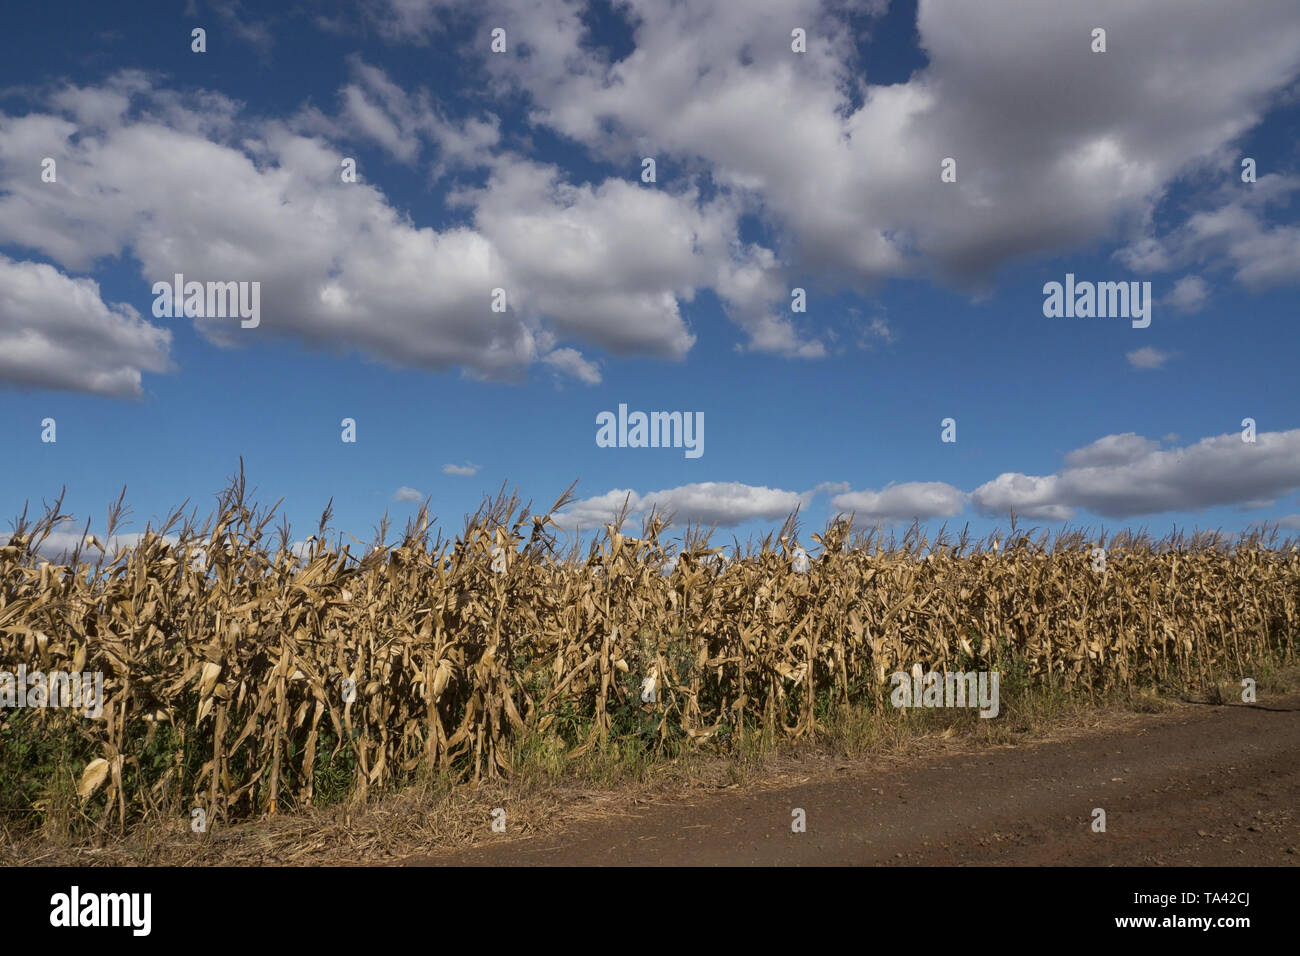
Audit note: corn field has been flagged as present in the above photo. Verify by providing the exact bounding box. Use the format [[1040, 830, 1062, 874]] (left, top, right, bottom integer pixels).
[[1, 471, 1296, 833]]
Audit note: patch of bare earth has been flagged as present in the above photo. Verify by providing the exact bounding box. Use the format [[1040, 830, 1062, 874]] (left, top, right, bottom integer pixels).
[[8, 692, 1297, 866], [402, 694, 1300, 867]]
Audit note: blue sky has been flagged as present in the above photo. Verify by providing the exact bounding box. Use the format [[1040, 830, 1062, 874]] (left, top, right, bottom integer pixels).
[[1, 0, 1299, 557]]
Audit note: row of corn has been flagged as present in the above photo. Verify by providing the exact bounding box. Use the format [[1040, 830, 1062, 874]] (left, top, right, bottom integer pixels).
[[1, 477, 1295, 831]]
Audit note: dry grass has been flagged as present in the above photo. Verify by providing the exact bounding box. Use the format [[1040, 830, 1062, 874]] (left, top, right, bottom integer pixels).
[[10, 669, 1298, 866], [1, 465, 1296, 851]]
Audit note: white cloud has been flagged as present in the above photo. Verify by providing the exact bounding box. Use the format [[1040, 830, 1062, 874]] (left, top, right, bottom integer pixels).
[[557, 481, 805, 530], [0, 71, 823, 391], [1164, 275, 1209, 313], [325, 58, 503, 173], [805, 480, 851, 500], [1119, 176, 1300, 291], [393, 486, 424, 502], [542, 347, 601, 384], [6, 0, 1300, 394], [973, 429, 1300, 520], [475, 0, 1300, 290], [1065, 433, 1161, 468], [340, 72, 423, 163], [1127, 346, 1172, 370], [559, 429, 1300, 533], [0, 254, 172, 398], [830, 482, 968, 524], [461, 156, 727, 359], [442, 462, 480, 476], [1186, 192, 1300, 290], [0, 85, 524, 379], [0, 78, 710, 388], [366, 0, 1300, 344], [968, 473, 1073, 521]]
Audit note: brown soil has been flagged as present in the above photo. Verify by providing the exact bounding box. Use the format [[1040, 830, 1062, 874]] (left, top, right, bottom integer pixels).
[[404, 695, 1300, 866]]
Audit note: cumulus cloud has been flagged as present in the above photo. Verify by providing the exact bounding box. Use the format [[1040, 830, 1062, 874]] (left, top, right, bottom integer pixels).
[[357, 0, 1300, 344], [0, 69, 819, 390], [0, 254, 172, 398], [973, 429, 1300, 520], [442, 462, 480, 476], [0, 76, 727, 389], [830, 482, 968, 524], [6, 1, 1299, 393], [556, 429, 1300, 532], [317, 58, 502, 174], [0, 82, 528, 381], [556, 481, 805, 529], [471, 0, 1300, 289], [968, 473, 1073, 521], [1065, 433, 1161, 469], [460, 157, 729, 359], [392, 486, 424, 502]]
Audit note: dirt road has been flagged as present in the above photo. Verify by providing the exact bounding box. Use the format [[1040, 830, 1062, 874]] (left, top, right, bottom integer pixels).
[[406, 695, 1300, 866]]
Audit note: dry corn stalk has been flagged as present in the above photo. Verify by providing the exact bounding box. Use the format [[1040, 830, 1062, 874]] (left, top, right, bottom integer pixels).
[[0, 475, 1295, 832]]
